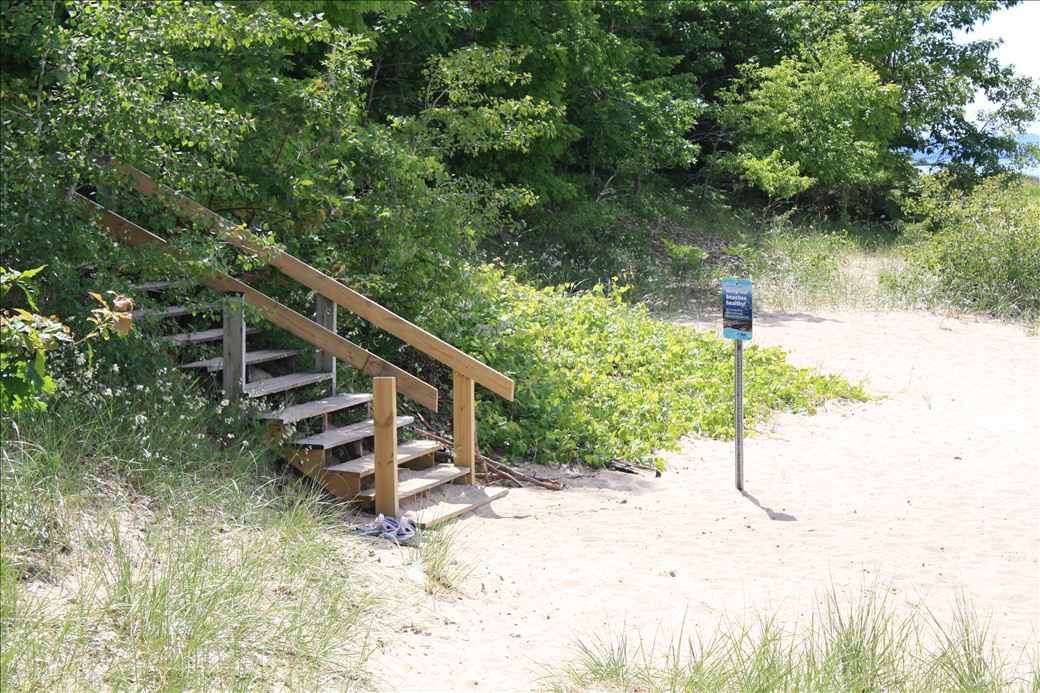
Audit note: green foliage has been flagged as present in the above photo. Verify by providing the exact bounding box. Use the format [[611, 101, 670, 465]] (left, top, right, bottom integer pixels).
[[1, 267, 134, 412], [785, 0, 1040, 182], [0, 267, 71, 412], [719, 40, 902, 206], [902, 174, 1040, 320], [426, 266, 865, 467], [2, 0, 1036, 468]]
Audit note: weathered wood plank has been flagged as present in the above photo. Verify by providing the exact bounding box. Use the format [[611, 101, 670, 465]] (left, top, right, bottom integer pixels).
[[117, 163, 514, 401], [373, 377, 399, 517], [241, 372, 331, 399], [259, 393, 372, 425], [357, 465, 468, 503], [222, 296, 246, 401], [181, 348, 297, 372], [325, 439, 442, 477], [401, 486, 509, 529], [74, 194, 439, 411], [315, 293, 337, 393], [293, 415, 412, 450], [453, 371, 476, 485], [168, 326, 259, 346]]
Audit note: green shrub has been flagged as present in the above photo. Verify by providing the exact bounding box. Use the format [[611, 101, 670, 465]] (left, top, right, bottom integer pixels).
[[426, 266, 866, 467], [903, 175, 1040, 320]]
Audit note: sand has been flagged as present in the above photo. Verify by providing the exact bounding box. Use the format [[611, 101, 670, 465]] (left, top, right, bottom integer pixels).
[[359, 309, 1040, 692]]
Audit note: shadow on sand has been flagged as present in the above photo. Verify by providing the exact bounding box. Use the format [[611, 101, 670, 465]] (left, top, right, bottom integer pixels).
[[741, 491, 797, 521]]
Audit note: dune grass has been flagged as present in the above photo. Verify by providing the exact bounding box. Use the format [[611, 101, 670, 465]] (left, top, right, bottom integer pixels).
[[1, 355, 377, 691], [409, 520, 474, 596], [544, 587, 1039, 692]]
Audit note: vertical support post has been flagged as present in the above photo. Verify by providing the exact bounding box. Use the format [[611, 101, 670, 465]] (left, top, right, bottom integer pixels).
[[222, 293, 246, 402], [373, 377, 399, 517], [734, 340, 745, 491], [315, 293, 337, 395], [453, 370, 476, 484]]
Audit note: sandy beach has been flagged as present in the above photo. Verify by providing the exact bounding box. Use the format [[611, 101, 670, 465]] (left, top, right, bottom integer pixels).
[[360, 309, 1040, 692]]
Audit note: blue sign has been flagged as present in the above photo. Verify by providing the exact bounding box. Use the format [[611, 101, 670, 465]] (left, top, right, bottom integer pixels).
[[722, 278, 752, 341]]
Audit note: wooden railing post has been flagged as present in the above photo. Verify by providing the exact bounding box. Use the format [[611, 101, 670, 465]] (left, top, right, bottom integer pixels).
[[453, 370, 476, 484], [373, 377, 399, 517], [222, 293, 246, 401], [315, 293, 336, 394]]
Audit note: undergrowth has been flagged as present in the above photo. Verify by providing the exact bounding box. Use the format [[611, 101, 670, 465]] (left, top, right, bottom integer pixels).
[[544, 587, 1039, 692], [900, 174, 1040, 323], [0, 353, 376, 691], [426, 265, 867, 467]]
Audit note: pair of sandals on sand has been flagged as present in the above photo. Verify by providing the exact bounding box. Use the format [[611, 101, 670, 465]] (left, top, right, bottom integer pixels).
[[354, 514, 418, 546]]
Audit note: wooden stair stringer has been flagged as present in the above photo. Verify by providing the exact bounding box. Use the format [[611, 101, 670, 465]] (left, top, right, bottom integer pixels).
[[284, 448, 361, 501]]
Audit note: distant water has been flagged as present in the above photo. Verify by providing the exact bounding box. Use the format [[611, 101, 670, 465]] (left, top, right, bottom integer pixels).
[[913, 132, 1040, 178]]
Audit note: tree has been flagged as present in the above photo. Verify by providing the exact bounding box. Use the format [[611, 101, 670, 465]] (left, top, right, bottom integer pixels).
[[718, 41, 902, 211]]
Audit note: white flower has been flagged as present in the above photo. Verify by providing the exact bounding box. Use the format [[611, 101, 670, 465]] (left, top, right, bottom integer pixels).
[[75, 353, 87, 366], [142, 449, 153, 459], [135, 414, 147, 426], [103, 388, 113, 397], [111, 364, 119, 374], [135, 384, 145, 391], [219, 399, 230, 408]]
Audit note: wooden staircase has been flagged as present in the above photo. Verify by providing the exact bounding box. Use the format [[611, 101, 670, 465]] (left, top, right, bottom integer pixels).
[[74, 164, 514, 528]]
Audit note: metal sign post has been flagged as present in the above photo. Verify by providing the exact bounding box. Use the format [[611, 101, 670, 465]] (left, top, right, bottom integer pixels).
[[734, 339, 744, 490], [722, 278, 752, 491]]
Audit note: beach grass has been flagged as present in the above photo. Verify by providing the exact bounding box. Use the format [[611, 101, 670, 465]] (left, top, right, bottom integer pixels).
[[543, 585, 1038, 692]]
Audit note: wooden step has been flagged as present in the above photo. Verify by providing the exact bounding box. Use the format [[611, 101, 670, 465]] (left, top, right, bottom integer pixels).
[[180, 348, 299, 372], [356, 465, 468, 503], [167, 327, 259, 346], [293, 416, 413, 450], [128, 280, 178, 292], [241, 372, 332, 398], [131, 302, 219, 319], [325, 439, 442, 477], [402, 485, 509, 529], [260, 393, 373, 425]]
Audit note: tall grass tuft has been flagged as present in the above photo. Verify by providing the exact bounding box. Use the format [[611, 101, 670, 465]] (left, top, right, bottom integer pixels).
[[544, 586, 1036, 692], [1, 355, 377, 691], [409, 519, 474, 595]]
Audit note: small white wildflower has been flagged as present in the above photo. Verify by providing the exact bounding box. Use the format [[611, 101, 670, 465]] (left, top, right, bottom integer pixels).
[[142, 449, 153, 459], [135, 414, 147, 426], [226, 433, 235, 440], [219, 399, 230, 408], [75, 353, 87, 366], [224, 417, 233, 424], [111, 363, 119, 374], [135, 384, 145, 391], [103, 387, 113, 397]]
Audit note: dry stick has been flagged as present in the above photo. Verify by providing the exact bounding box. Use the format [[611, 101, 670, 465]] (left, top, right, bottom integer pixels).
[[413, 429, 563, 490], [481, 453, 562, 491]]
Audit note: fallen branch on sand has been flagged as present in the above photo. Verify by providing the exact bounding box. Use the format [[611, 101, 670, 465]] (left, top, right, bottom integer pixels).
[[413, 429, 564, 491]]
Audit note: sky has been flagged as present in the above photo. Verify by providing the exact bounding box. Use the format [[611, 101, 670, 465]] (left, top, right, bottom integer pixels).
[[958, 0, 1040, 132]]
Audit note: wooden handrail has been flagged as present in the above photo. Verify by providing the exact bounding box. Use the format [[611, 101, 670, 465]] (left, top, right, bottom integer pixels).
[[74, 192, 440, 410], [115, 162, 515, 402]]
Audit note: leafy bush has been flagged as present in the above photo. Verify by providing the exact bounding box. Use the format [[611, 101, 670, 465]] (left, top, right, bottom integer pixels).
[[1, 267, 133, 412], [426, 266, 866, 467], [903, 175, 1040, 320]]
